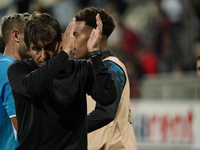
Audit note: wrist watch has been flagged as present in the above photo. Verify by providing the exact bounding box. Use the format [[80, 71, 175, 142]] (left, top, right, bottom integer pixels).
[[88, 49, 102, 58]]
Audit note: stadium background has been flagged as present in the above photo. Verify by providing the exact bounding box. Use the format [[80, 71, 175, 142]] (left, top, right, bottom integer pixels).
[[0, 0, 200, 149]]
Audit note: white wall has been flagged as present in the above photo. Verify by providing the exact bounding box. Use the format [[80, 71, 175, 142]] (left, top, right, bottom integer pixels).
[[131, 100, 200, 150]]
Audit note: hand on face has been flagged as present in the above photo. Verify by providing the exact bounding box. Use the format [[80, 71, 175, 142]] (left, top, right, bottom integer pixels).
[[62, 17, 76, 56], [87, 14, 102, 52]]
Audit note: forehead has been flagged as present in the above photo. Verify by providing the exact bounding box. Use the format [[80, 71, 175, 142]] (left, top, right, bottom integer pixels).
[[30, 40, 57, 48], [30, 41, 46, 47], [74, 21, 92, 33]]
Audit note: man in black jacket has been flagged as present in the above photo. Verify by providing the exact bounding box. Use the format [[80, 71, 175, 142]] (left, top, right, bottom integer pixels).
[[7, 11, 117, 150]]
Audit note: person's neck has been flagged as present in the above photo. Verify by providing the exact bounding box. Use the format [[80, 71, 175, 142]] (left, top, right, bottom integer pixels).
[[100, 45, 107, 52], [99, 37, 108, 53], [3, 43, 20, 60]]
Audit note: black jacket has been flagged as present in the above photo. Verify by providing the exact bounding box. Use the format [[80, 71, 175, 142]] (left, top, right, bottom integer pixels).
[[7, 50, 117, 150]]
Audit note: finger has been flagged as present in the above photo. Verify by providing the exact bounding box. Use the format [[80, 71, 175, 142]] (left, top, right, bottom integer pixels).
[[64, 18, 73, 32], [96, 14, 102, 32], [89, 29, 95, 39], [69, 18, 76, 35], [64, 17, 76, 35], [68, 17, 76, 29], [96, 13, 100, 21]]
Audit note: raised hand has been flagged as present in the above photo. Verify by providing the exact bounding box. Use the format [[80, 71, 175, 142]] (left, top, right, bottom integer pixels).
[[87, 14, 103, 52], [62, 17, 76, 56]]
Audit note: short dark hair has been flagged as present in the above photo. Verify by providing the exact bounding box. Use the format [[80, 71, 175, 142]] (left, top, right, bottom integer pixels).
[[1, 12, 30, 45], [74, 7, 115, 38], [24, 11, 62, 49]]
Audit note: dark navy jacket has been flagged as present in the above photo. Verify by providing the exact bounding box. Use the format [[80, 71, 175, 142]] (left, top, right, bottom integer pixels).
[[7, 50, 117, 150]]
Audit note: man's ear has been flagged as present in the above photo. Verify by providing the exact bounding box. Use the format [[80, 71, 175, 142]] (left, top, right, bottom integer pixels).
[[11, 29, 20, 43], [60, 41, 63, 50]]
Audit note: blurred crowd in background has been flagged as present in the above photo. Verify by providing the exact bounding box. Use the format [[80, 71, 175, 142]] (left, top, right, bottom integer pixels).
[[1, 0, 200, 98]]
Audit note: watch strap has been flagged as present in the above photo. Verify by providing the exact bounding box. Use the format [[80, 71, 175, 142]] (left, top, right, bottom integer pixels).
[[88, 49, 102, 58]]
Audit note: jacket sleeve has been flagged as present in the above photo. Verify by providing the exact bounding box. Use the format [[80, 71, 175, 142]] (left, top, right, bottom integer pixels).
[[7, 51, 70, 98], [86, 56, 117, 106], [87, 60, 126, 133]]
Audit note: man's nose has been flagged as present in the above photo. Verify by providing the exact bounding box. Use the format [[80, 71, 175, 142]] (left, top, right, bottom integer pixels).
[[41, 49, 47, 59]]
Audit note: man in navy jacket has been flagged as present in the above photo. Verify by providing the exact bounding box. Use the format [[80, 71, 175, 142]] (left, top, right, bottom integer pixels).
[[7, 11, 117, 150]]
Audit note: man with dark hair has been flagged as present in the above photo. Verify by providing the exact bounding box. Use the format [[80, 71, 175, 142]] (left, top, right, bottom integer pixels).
[[73, 7, 137, 150], [7, 11, 117, 150], [0, 12, 31, 150]]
